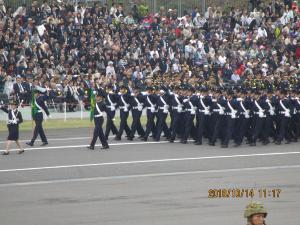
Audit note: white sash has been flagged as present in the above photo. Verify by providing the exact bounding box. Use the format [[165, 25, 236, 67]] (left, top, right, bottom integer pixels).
[[35, 98, 43, 113], [9, 109, 18, 124], [240, 101, 250, 118], [160, 96, 169, 113], [188, 101, 196, 115], [121, 95, 129, 112], [266, 99, 275, 116], [174, 95, 183, 113], [134, 97, 143, 111], [280, 100, 290, 117], [147, 96, 156, 113], [254, 100, 265, 118], [95, 102, 103, 117], [107, 94, 115, 111], [200, 96, 210, 115], [217, 103, 224, 115], [227, 101, 237, 118]]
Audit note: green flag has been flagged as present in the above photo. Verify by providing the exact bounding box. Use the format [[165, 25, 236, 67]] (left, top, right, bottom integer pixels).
[[31, 92, 38, 119], [90, 89, 96, 121]]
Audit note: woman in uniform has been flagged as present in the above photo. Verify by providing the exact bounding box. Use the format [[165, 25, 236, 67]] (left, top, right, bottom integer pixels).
[[0, 100, 24, 155]]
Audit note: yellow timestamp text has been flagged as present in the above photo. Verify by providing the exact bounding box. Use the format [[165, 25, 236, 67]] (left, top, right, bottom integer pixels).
[[208, 188, 282, 198]]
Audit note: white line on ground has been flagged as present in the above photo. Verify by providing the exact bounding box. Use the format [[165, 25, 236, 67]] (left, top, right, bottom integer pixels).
[[0, 165, 299, 188], [0, 151, 299, 173], [0, 140, 171, 152], [0, 136, 114, 144]]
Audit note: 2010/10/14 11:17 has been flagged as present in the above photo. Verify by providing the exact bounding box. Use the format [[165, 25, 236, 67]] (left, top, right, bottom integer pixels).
[[207, 188, 282, 198]]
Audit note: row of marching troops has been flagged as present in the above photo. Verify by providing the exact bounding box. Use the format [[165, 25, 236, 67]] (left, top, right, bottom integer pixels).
[[89, 83, 300, 149]]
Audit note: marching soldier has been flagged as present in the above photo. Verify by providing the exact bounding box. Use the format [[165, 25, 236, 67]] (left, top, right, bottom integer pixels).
[[250, 91, 267, 146], [235, 89, 252, 147], [209, 88, 226, 146], [244, 201, 267, 225], [87, 90, 109, 150], [104, 85, 118, 140], [222, 90, 239, 148], [275, 90, 292, 145], [115, 85, 131, 140], [169, 86, 184, 143], [128, 86, 145, 141], [181, 86, 197, 144], [195, 87, 211, 145], [1, 100, 24, 155], [142, 86, 157, 141], [26, 88, 50, 147], [155, 87, 171, 142], [291, 89, 300, 142]]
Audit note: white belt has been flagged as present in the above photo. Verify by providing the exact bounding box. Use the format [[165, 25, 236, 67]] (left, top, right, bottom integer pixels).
[[94, 115, 103, 117]]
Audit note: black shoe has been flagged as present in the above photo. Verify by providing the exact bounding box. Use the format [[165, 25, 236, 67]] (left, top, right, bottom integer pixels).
[[221, 144, 228, 148], [180, 140, 187, 144], [142, 137, 148, 141], [114, 136, 121, 141], [26, 142, 33, 146], [292, 138, 298, 142], [275, 141, 281, 145], [249, 142, 256, 146], [234, 143, 241, 147], [285, 140, 291, 144], [40, 142, 48, 146], [17, 149, 25, 154], [194, 142, 202, 145], [127, 137, 133, 141], [1, 151, 9, 155], [87, 146, 94, 150], [101, 146, 109, 150], [169, 139, 174, 143], [208, 142, 215, 146]]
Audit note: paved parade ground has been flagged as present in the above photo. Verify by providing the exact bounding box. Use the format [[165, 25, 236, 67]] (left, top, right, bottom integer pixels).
[[0, 128, 299, 225]]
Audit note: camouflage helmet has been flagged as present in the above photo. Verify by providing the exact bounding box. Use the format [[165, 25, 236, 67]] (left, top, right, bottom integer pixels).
[[244, 201, 267, 218]]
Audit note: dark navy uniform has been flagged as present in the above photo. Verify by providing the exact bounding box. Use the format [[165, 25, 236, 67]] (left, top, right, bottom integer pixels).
[[115, 91, 131, 140], [222, 97, 239, 148], [250, 95, 268, 146], [27, 93, 49, 146], [169, 92, 184, 142], [105, 91, 119, 139], [143, 90, 157, 141], [209, 95, 226, 146], [1, 106, 23, 141], [89, 95, 109, 149], [235, 96, 251, 146], [128, 92, 145, 140], [195, 92, 211, 145], [181, 93, 197, 144], [276, 96, 292, 144], [155, 92, 171, 141]]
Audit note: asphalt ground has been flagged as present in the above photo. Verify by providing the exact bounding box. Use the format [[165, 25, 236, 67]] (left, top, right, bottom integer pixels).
[[0, 128, 299, 225]]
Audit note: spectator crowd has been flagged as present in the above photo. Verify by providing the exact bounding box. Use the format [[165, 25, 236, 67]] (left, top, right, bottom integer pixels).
[[0, 0, 300, 112]]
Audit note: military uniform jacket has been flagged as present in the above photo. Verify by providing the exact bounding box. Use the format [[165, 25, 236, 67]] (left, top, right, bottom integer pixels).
[[170, 94, 184, 113], [183, 95, 198, 115], [117, 93, 131, 112], [157, 94, 170, 114], [1, 107, 23, 126], [94, 101, 106, 118], [144, 94, 157, 113], [276, 98, 292, 117], [105, 93, 118, 112], [34, 95, 50, 120], [130, 94, 145, 111]]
